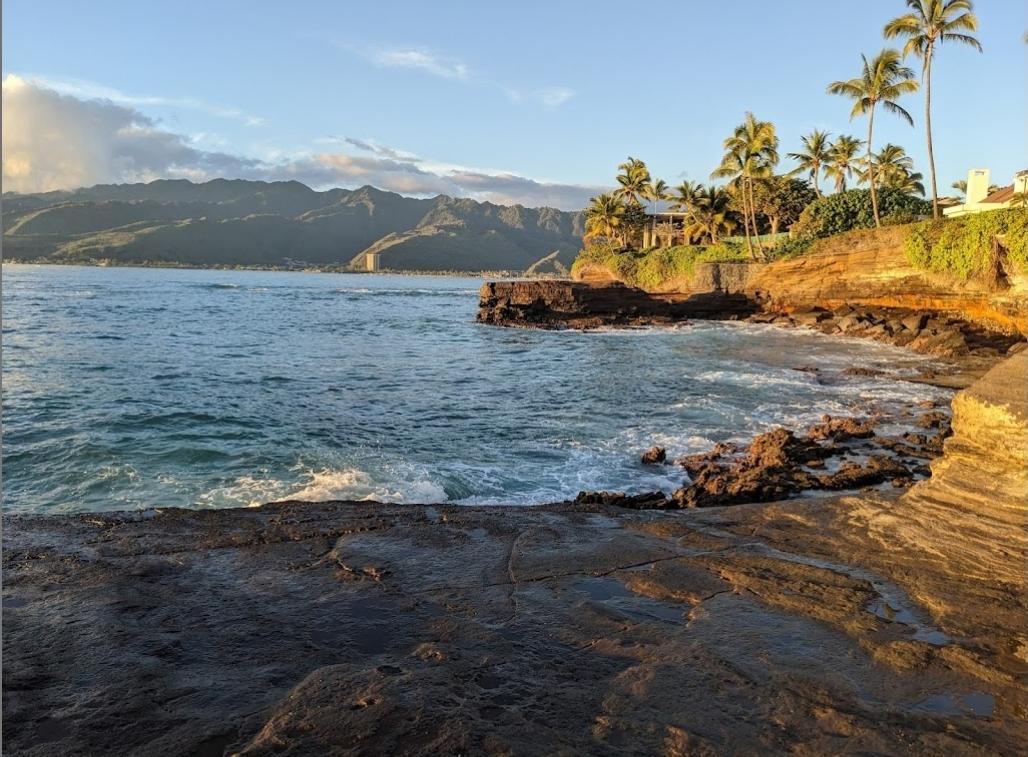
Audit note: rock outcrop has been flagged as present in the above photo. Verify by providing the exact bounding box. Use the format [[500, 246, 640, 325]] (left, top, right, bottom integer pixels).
[[476, 279, 755, 328]]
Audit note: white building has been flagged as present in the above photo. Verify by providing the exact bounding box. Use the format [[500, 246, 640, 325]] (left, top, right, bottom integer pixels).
[[944, 168, 1027, 218]]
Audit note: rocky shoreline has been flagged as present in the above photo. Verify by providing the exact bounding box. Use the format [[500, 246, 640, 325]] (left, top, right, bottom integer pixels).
[[3, 274, 1026, 754], [3, 356, 1026, 755], [582, 404, 951, 511]]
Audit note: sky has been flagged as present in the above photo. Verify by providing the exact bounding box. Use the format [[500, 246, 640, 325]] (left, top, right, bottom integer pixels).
[[3, 0, 1026, 209]]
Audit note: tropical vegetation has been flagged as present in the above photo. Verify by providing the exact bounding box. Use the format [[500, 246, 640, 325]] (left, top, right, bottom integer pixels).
[[827, 49, 919, 228], [579, 0, 1018, 289], [904, 208, 1027, 278], [884, 0, 982, 218]]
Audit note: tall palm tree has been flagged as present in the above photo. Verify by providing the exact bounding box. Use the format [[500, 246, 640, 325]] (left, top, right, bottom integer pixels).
[[614, 157, 650, 207], [644, 178, 669, 243], [712, 113, 779, 259], [827, 49, 918, 228], [859, 144, 925, 195], [584, 193, 627, 246], [787, 129, 832, 197], [824, 135, 863, 192], [885, 0, 981, 219]]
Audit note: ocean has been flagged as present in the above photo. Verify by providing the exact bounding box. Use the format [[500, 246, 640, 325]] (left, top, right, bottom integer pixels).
[[1, 264, 949, 513]]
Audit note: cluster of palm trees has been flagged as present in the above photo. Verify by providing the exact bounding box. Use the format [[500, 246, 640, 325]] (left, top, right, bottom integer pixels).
[[710, 113, 779, 259], [789, 133, 925, 196], [824, 0, 981, 225], [586, 1, 983, 252], [584, 158, 736, 248]]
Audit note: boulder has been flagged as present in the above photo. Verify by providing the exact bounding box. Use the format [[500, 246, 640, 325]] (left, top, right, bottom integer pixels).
[[807, 415, 876, 441], [640, 446, 667, 465], [901, 313, 929, 332]]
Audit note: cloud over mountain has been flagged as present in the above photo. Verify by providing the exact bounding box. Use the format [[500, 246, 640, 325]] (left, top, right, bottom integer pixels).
[[2, 75, 599, 209]]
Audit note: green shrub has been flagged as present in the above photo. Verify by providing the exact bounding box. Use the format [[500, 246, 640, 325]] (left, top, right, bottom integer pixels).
[[570, 241, 750, 289], [793, 188, 931, 239], [766, 237, 813, 260], [903, 208, 1028, 279]]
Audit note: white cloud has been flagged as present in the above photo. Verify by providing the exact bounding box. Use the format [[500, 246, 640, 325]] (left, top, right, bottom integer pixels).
[[340, 42, 573, 108], [537, 87, 575, 107], [1, 76, 598, 209], [1, 75, 259, 193], [507, 87, 576, 108], [370, 48, 470, 80], [18, 74, 266, 126]]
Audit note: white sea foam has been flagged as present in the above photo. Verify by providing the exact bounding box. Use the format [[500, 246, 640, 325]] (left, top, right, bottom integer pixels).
[[285, 467, 448, 504]]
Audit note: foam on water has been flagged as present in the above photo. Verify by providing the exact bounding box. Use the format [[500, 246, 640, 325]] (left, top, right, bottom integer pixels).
[[1, 265, 951, 513]]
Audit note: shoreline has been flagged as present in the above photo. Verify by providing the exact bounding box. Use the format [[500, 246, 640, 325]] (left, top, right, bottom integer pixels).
[[4, 350, 1025, 753], [4, 329, 1025, 754], [0, 260, 535, 279]]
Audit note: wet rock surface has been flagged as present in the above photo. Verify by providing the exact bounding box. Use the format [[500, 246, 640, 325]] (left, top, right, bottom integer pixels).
[[4, 496, 1026, 755]]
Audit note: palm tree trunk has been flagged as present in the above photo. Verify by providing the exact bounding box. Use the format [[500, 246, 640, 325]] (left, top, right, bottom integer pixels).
[[740, 182, 755, 260], [924, 50, 939, 220], [813, 168, 822, 199], [746, 177, 762, 259], [867, 107, 880, 228]]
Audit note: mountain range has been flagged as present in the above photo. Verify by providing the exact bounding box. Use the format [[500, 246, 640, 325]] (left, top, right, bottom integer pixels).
[[2, 179, 587, 273]]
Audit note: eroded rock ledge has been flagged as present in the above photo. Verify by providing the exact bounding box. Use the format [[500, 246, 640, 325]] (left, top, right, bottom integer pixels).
[[477, 279, 756, 329], [3, 356, 1026, 756]]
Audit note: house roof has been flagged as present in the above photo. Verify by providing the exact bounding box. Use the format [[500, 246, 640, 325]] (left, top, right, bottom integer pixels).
[[982, 185, 1014, 204]]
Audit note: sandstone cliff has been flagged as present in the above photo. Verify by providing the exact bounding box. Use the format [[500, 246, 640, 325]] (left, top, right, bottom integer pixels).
[[570, 226, 1028, 335], [746, 228, 1028, 336]]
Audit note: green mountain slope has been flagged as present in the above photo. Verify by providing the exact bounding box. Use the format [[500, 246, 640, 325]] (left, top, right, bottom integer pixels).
[[2, 179, 585, 272]]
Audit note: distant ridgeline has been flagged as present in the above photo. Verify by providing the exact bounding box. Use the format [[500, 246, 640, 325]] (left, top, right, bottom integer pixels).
[[2, 179, 586, 273]]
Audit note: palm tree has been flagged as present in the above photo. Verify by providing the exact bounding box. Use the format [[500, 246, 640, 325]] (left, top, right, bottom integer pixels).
[[787, 129, 832, 197], [644, 178, 669, 243], [671, 180, 704, 213], [859, 144, 926, 195], [885, 0, 981, 219], [951, 178, 967, 197], [682, 185, 737, 244], [712, 113, 779, 259], [614, 157, 650, 207], [827, 49, 918, 228], [584, 193, 627, 246], [824, 135, 863, 192]]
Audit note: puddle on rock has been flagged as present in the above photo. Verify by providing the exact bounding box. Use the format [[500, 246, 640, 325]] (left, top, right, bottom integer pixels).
[[915, 691, 995, 718], [573, 577, 686, 624]]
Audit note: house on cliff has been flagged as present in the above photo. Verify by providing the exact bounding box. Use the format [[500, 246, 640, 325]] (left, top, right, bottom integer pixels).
[[944, 168, 1027, 218]]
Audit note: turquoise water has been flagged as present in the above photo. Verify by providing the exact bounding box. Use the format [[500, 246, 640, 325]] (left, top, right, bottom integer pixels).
[[1, 265, 948, 513]]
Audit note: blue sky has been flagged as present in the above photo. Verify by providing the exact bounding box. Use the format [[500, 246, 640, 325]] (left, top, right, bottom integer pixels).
[[3, 0, 1025, 207]]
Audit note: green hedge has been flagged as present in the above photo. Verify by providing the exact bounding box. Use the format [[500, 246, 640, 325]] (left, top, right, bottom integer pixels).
[[904, 208, 1028, 279], [792, 188, 931, 239], [571, 242, 749, 289]]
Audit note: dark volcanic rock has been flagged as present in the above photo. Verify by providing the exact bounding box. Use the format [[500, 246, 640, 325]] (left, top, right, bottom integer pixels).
[[640, 446, 667, 465], [477, 280, 757, 328], [807, 415, 877, 442], [575, 490, 671, 509], [673, 429, 829, 508], [815, 456, 912, 490]]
